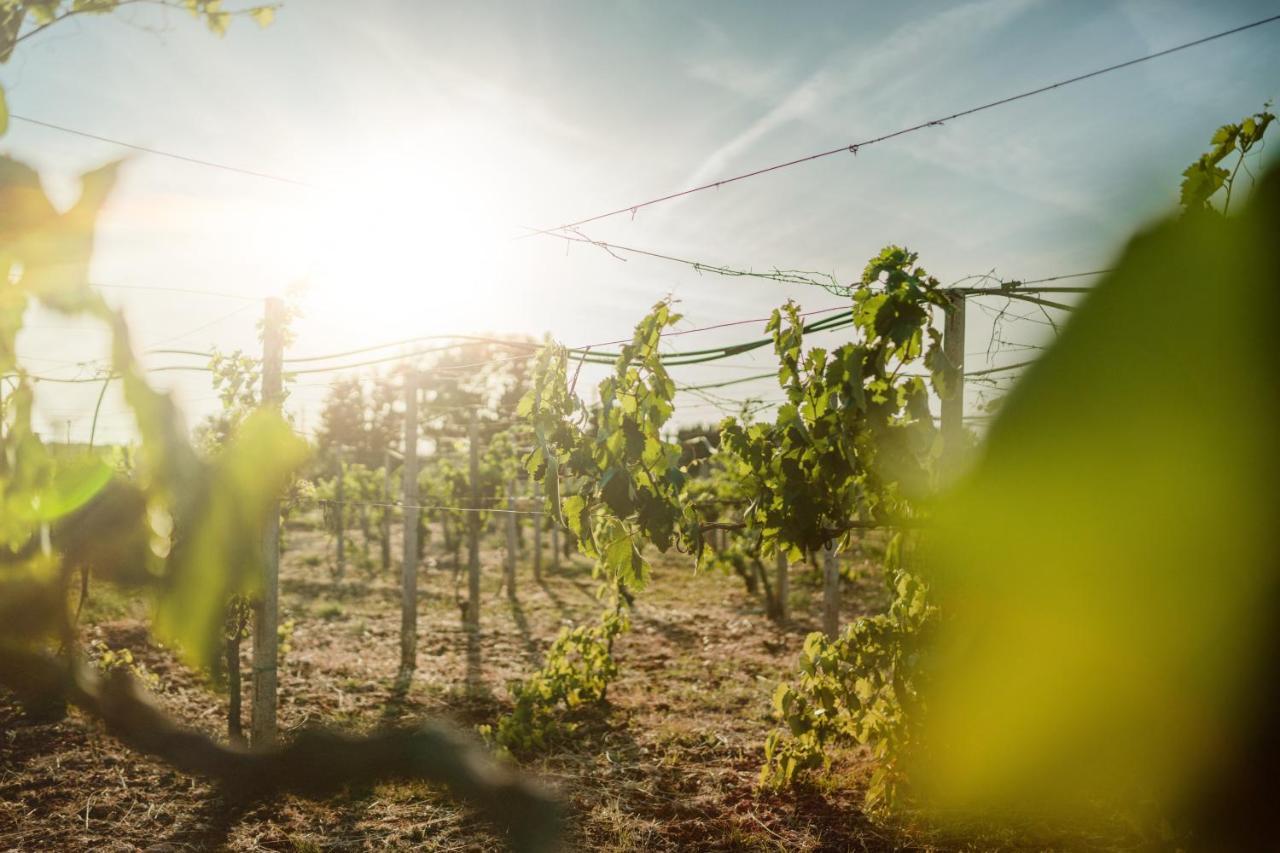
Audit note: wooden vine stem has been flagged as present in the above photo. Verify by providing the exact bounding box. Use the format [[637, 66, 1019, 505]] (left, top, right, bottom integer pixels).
[[774, 551, 789, 622], [251, 296, 284, 747], [399, 370, 420, 680]]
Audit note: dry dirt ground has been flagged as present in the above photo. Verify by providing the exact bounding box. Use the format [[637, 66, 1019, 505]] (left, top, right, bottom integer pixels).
[[1, 515, 916, 852]]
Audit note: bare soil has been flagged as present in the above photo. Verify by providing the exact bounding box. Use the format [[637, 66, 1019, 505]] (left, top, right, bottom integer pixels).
[[0, 518, 909, 851]]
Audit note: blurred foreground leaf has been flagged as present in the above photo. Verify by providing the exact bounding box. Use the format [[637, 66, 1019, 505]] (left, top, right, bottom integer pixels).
[[155, 410, 308, 671], [917, 164, 1280, 836]]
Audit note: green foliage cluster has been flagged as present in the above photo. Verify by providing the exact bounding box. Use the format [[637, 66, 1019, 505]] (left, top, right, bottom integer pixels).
[[196, 349, 263, 452], [720, 247, 952, 558], [727, 247, 951, 805], [495, 264, 954, 760], [762, 533, 932, 809], [1179, 103, 1274, 213], [495, 301, 706, 748], [90, 638, 160, 691], [522, 301, 704, 586], [417, 456, 468, 563], [489, 598, 628, 752], [317, 460, 392, 574]]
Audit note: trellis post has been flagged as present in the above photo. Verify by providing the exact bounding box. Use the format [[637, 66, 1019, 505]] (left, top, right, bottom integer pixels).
[[774, 551, 789, 622], [399, 370, 419, 679], [334, 447, 345, 580], [251, 296, 284, 747], [381, 449, 392, 572], [532, 482, 543, 582], [504, 479, 518, 598], [466, 412, 481, 628]]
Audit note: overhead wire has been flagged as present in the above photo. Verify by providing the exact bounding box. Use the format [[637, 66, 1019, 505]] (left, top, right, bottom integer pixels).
[[306, 497, 543, 516], [13, 17, 1273, 271], [532, 227, 847, 295], [283, 305, 852, 376], [144, 302, 259, 349], [520, 14, 1280, 238], [9, 114, 314, 188]]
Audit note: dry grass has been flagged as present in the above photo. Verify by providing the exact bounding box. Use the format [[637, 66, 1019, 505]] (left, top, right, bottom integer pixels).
[[0, 517, 918, 851]]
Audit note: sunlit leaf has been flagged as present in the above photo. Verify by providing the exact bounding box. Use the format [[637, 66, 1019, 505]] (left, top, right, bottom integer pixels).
[[154, 411, 307, 670]]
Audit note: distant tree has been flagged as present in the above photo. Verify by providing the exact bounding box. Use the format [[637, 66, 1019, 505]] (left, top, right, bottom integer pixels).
[[314, 372, 402, 468]]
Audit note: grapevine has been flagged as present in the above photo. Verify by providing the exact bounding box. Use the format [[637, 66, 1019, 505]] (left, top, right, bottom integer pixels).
[[492, 300, 705, 750], [718, 247, 955, 807]]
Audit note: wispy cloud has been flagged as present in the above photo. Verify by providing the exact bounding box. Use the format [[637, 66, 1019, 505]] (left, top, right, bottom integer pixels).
[[682, 0, 1042, 188], [686, 53, 796, 102]]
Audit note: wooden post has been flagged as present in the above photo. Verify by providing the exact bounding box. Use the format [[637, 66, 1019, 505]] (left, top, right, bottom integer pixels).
[[550, 523, 560, 571], [466, 412, 481, 628], [505, 479, 518, 598], [399, 371, 419, 679], [251, 296, 284, 747], [334, 449, 345, 580], [532, 482, 542, 582], [942, 292, 966, 467], [822, 545, 840, 639], [380, 449, 392, 573], [774, 551, 789, 622]]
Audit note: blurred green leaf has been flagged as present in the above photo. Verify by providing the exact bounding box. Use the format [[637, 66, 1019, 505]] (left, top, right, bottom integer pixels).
[[0, 5, 24, 64], [206, 10, 230, 36], [919, 164, 1280, 823], [249, 6, 275, 27], [25, 456, 112, 522], [154, 411, 307, 671]]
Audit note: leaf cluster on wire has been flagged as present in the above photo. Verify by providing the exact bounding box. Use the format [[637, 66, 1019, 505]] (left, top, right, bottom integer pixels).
[[493, 300, 709, 750], [720, 245, 953, 556], [1180, 102, 1274, 214], [707, 246, 953, 807]]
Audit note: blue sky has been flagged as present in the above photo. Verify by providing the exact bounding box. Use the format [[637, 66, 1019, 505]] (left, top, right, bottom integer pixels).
[[5, 0, 1278, 441]]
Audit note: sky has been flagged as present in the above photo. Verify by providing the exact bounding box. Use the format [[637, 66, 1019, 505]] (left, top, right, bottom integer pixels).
[[4, 0, 1278, 443]]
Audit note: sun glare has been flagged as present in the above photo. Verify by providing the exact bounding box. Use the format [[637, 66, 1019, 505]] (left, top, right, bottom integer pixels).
[[289, 137, 514, 337]]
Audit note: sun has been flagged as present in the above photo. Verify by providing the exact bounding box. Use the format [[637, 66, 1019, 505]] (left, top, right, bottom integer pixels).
[[286, 139, 515, 340]]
